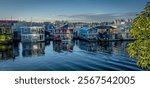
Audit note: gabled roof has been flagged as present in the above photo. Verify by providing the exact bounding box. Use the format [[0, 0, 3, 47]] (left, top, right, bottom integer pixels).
[[60, 24, 69, 29], [47, 25, 56, 30], [110, 24, 130, 28], [79, 27, 90, 31]]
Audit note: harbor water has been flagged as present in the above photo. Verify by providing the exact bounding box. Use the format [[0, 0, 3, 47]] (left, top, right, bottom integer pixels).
[[0, 40, 145, 71]]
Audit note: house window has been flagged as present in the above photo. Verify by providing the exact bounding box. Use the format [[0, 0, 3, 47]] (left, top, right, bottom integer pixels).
[[23, 28, 28, 33], [0, 28, 3, 34], [40, 35, 43, 40], [25, 36, 28, 39]]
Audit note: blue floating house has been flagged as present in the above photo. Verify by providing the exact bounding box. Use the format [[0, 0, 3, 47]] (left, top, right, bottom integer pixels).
[[12, 22, 23, 41], [78, 26, 97, 41], [44, 23, 56, 40]]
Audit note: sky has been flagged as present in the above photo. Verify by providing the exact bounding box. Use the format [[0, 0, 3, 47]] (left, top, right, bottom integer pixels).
[[0, 0, 149, 22]]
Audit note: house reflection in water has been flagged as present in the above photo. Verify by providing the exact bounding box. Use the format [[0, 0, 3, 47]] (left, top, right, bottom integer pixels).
[[77, 40, 98, 52], [77, 40, 129, 54], [0, 44, 15, 60], [13, 42, 20, 57], [53, 41, 74, 53], [22, 42, 45, 57]]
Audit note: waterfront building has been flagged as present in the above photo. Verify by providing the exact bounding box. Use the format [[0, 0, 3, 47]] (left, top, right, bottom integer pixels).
[[96, 25, 118, 41], [44, 22, 56, 40], [0, 20, 18, 43], [21, 26, 45, 42], [53, 24, 73, 41], [0, 20, 18, 44], [12, 23, 22, 41], [78, 26, 97, 41], [111, 24, 132, 40], [73, 27, 81, 39], [0, 25, 13, 44]]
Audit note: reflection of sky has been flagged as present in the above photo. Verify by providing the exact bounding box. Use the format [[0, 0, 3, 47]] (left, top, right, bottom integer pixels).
[[0, 0, 149, 22]]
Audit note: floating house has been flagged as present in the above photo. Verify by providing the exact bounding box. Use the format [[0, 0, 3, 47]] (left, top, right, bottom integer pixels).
[[12, 23, 22, 41], [78, 26, 97, 41], [44, 23, 56, 40], [110, 24, 132, 40], [53, 24, 73, 41], [0, 26, 13, 44], [21, 26, 45, 42], [96, 26, 118, 41], [78, 25, 132, 41], [0, 20, 17, 44]]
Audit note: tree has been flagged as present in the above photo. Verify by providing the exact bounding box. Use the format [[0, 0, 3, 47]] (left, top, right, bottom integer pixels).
[[127, 2, 150, 70], [130, 2, 150, 39]]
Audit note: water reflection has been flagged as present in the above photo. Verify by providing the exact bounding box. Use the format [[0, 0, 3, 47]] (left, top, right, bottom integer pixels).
[[13, 42, 20, 57], [0, 44, 15, 60], [53, 41, 74, 53], [127, 39, 150, 70], [77, 40, 129, 55], [0, 40, 146, 71], [22, 42, 45, 57]]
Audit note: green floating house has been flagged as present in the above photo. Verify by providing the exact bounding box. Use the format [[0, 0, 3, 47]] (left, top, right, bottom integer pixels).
[[0, 26, 13, 44]]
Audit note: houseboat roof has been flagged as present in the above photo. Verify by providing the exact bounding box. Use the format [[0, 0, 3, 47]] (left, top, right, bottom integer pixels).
[[79, 27, 91, 30], [47, 25, 56, 30], [110, 24, 130, 28], [20, 26, 44, 29], [59, 24, 69, 29], [94, 26, 116, 29], [56, 24, 73, 30], [0, 20, 18, 23]]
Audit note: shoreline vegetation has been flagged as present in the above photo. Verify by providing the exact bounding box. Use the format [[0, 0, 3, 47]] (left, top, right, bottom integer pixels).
[[127, 2, 150, 70]]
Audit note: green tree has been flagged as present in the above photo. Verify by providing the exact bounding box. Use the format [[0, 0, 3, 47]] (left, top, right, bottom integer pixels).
[[130, 2, 150, 39], [127, 2, 150, 70]]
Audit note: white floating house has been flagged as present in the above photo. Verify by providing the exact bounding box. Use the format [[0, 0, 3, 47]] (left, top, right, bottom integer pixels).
[[21, 26, 45, 42]]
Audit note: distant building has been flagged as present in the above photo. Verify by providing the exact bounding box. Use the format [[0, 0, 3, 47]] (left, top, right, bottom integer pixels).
[[21, 26, 45, 42]]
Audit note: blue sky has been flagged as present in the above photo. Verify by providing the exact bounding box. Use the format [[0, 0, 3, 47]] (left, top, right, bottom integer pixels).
[[0, 0, 149, 22]]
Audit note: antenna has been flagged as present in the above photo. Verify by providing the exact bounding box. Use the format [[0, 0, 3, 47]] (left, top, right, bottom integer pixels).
[[31, 17, 32, 26], [11, 16, 12, 21]]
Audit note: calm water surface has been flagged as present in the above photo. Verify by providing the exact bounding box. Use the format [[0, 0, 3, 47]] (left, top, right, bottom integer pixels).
[[0, 40, 144, 71]]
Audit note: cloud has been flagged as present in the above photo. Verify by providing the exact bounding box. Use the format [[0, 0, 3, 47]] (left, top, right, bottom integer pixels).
[[57, 12, 137, 22]]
